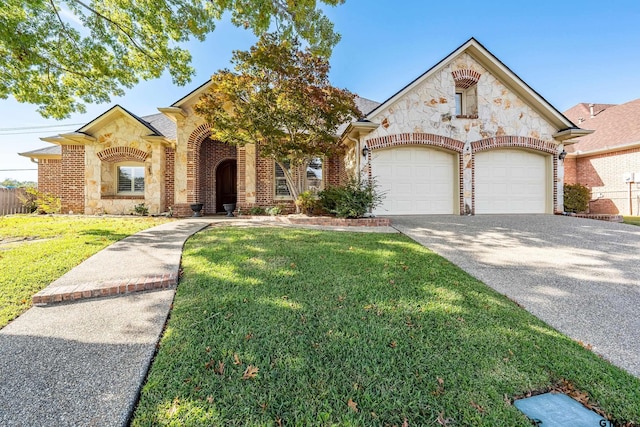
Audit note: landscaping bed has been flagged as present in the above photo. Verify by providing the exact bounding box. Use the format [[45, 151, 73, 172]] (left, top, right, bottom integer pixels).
[[132, 227, 640, 426], [242, 214, 391, 227]]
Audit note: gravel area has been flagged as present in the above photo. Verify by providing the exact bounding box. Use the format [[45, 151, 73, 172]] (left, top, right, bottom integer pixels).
[[391, 214, 640, 378]]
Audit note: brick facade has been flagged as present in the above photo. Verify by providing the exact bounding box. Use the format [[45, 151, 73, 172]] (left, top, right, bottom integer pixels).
[[565, 148, 640, 215], [199, 138, 237, 215], [60, 145, 85, 214], [38, 159, 61, 196], [164, 148, 175, 211]]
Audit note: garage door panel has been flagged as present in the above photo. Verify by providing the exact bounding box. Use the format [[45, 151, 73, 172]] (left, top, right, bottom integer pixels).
[[372, 147, 456, 215], [475, 149, 548, 214]]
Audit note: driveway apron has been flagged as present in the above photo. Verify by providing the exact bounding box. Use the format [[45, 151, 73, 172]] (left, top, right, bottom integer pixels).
[[391, 215, 640, 378]]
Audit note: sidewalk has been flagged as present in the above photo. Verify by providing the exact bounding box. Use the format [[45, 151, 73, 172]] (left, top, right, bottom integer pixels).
[[0, 218, 211, 427]]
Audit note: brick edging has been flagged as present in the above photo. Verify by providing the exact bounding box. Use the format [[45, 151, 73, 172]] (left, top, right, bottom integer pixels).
[[269, 216, 391, 227], [32, 273, 178, 305], [566, 213, 624, 223]]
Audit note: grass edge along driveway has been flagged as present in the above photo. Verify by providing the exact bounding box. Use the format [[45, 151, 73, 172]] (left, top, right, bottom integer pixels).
[[624, 216, 640, 226], [0, 215, 172, 329], [133, 226, 640, 426]]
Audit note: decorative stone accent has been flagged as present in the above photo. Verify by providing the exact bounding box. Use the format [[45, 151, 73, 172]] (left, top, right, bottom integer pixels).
[[471, 136, 558, 154], [97, 146, 148, 163], [366, 132, 464, 153], [452, 69, 481, 89]]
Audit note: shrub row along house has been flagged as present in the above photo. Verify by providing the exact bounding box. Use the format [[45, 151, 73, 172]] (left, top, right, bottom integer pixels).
[[20, 38, 590, 217], [563, 100, 640, 216]]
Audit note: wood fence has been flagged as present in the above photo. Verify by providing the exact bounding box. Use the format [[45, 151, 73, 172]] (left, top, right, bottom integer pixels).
[[0, 188, 30, 215]]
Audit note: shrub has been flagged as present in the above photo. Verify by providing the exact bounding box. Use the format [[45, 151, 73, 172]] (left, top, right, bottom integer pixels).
[[248, 206, 266, 216], [318, 178, 384, 218], [564, 183, 590, 213], [295, 190, 318, 215], [133, 203, 149, 216], [266, 206, 283, 216], [317, 185, 342, 214], [19, 187, 61, 214]]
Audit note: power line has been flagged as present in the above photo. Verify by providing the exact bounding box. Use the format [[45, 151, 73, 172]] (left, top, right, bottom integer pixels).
[[0, 123, 84, 132], [0, 129, 76, 136]]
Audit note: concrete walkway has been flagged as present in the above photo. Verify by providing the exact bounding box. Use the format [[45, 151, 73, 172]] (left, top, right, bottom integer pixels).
[[0, 217, 395, 426], [391, 215, 640, 378], [0, 218, 211, 427]]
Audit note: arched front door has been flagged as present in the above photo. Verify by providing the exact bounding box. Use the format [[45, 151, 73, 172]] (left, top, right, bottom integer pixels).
[[215, 159, 237, 213]]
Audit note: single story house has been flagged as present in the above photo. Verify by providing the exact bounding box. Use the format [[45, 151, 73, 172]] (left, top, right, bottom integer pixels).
[[20, 38, 589, 217], [563, 100, 640, 215]]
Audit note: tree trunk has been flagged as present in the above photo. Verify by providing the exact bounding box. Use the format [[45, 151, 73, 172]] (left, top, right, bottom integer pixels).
[[276, 160, 307, 213]]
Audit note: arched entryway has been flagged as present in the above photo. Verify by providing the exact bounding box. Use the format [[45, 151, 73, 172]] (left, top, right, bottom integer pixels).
[[215, 159, 237, 213]]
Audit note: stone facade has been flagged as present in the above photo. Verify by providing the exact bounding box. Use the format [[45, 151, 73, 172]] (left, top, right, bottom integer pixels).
[[26, 38, 584, 217], [83, 115, 167, 215], [363, 51, 565, 214]]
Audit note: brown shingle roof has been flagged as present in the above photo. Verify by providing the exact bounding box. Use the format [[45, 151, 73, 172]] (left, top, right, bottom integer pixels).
[[563, 99, 640, 153]]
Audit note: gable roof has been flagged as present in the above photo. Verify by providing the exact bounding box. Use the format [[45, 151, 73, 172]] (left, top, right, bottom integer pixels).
[[77, 105, 165, 136], [563, 99, 640, 154], [366, 37, 579, 133], [171, 80, 214, 108]]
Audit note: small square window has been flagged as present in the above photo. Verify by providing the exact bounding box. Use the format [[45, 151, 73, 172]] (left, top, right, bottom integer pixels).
[[118, 166, 144, 194]]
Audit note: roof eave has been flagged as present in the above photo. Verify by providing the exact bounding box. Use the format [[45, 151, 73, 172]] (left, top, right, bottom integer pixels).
[[553, 128, 594, 143], [568, 139, 640, 157], [142, 135, 176, 148], [158, 107, 186, 122], [18, 152, 60, 160], [171, 80, 213, 108], [341, 120, 380, 142]]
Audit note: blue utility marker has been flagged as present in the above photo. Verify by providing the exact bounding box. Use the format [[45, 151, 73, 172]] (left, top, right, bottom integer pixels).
[[514, 393, 609, 427]]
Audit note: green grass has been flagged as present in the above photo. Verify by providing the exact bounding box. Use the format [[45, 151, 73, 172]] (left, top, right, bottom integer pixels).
[[0, 215, 172, 328], [133, 227, 640, 426], [624, 216, 640, 226]]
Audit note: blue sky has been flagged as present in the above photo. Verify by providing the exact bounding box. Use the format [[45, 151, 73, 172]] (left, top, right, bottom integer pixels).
[[1, 0, 639, 182]]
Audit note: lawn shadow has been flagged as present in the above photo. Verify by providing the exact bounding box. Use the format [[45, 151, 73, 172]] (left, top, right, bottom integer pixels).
[[132, 227, 640, 426]]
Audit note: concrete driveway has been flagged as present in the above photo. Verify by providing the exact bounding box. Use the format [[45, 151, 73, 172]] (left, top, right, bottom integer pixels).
[[391, 215, 640, 378]]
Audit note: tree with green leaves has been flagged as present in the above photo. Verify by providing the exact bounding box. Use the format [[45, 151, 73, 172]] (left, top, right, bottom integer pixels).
[[0, 0, 344, 119], [194, 33, 361, 210]]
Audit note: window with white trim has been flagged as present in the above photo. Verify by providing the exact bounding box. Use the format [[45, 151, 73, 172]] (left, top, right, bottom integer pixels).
[[455, 92, 464, 116], [455, 85, 478, 117], [117, 165, 145, 194]]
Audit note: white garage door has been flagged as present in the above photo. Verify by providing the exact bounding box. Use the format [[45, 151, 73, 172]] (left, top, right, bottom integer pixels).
[[475, 149, 548, 214], [372, 146, 456, 215]]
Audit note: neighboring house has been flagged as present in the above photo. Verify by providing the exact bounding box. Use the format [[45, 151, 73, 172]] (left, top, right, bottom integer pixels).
[[563, 100, 640, 215], [20, 38, 589, 217]]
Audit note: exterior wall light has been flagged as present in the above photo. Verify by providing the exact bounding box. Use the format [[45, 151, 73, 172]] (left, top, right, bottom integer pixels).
[[558, 150, 567, 161], [362, 145, 369, 158]]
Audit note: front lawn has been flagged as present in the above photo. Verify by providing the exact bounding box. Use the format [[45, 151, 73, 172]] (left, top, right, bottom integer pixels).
[[624, 216, 640, 226], [0, 215, 172, 328], [133, 227, 640, 426]]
